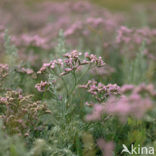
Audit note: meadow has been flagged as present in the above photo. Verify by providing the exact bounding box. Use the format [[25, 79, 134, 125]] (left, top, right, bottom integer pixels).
[[0, 0, 156, 155]]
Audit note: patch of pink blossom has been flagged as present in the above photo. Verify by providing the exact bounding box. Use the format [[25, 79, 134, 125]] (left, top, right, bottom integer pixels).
[[86, 83, 155, 122], [0, 64, 9, 79], [104, 94, 153, 122], [79, 80, 120, 102], [116, 26, 156, 60], [0, 1, 125, 64], [0, 97, 7, 104], [97, 139, 114, 156], [16, 67, 34, 75], [37, 50, 105, 76], [35, 81, 49, 92], [120, 83, 156, 98], [86, 104, 104, 121], [14, 34, 49, 49]]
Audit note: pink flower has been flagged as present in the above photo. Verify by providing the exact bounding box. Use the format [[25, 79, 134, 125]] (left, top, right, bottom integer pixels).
[[20, 34, 48, 49], [21, 68, 34, 75], [120, 84, 134, 94], [85, 83, 155, 122], [79, 80, 120, 102], [0, 64, 9, 78], [64, 68, 72, 72], [64, 50, 82, 59], [35, 81, 49, 92], [97, 139, 114, 156], [38, 50, 105, 77], [0, 97, 7, 104], [116, 26, 156, 60], [104, 94, 153, 122], [85, 53, 105, 67], [86, 104, 104, 121]]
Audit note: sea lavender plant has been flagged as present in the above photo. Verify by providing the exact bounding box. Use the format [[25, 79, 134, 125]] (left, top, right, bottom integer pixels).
[[0, 90, 51, 137], [0, 1, 156, 155], [85, 83, 156, 122], [79, 80, 120, 102]]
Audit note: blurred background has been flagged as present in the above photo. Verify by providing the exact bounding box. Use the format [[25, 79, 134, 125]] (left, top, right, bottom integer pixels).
[[0, 0, 156, 74], [1, 0, 156, 10]]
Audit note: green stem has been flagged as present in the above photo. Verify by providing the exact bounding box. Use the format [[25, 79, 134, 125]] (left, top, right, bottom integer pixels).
[[67, 64, 92, 107]]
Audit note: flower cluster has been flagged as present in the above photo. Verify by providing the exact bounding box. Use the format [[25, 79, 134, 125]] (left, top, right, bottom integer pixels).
[[15, 34, 49, 49], [97, 139, 114, 156], [104, 95, 152, 122], [86, 84, 155, 122], [0, 64, 9, 79], [37, 50, 105, 76], [120, 83, 156, 98], [35, 81, 50, 92], [16, 67, 34, 75], [0, 90, 51, 136], [0, 1, 124, 64], [116, 26, 156, 60], [79, 80, 120, 102]]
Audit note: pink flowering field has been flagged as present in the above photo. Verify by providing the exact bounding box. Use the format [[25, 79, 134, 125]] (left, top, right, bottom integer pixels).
[[0, 0, 156, 155]]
